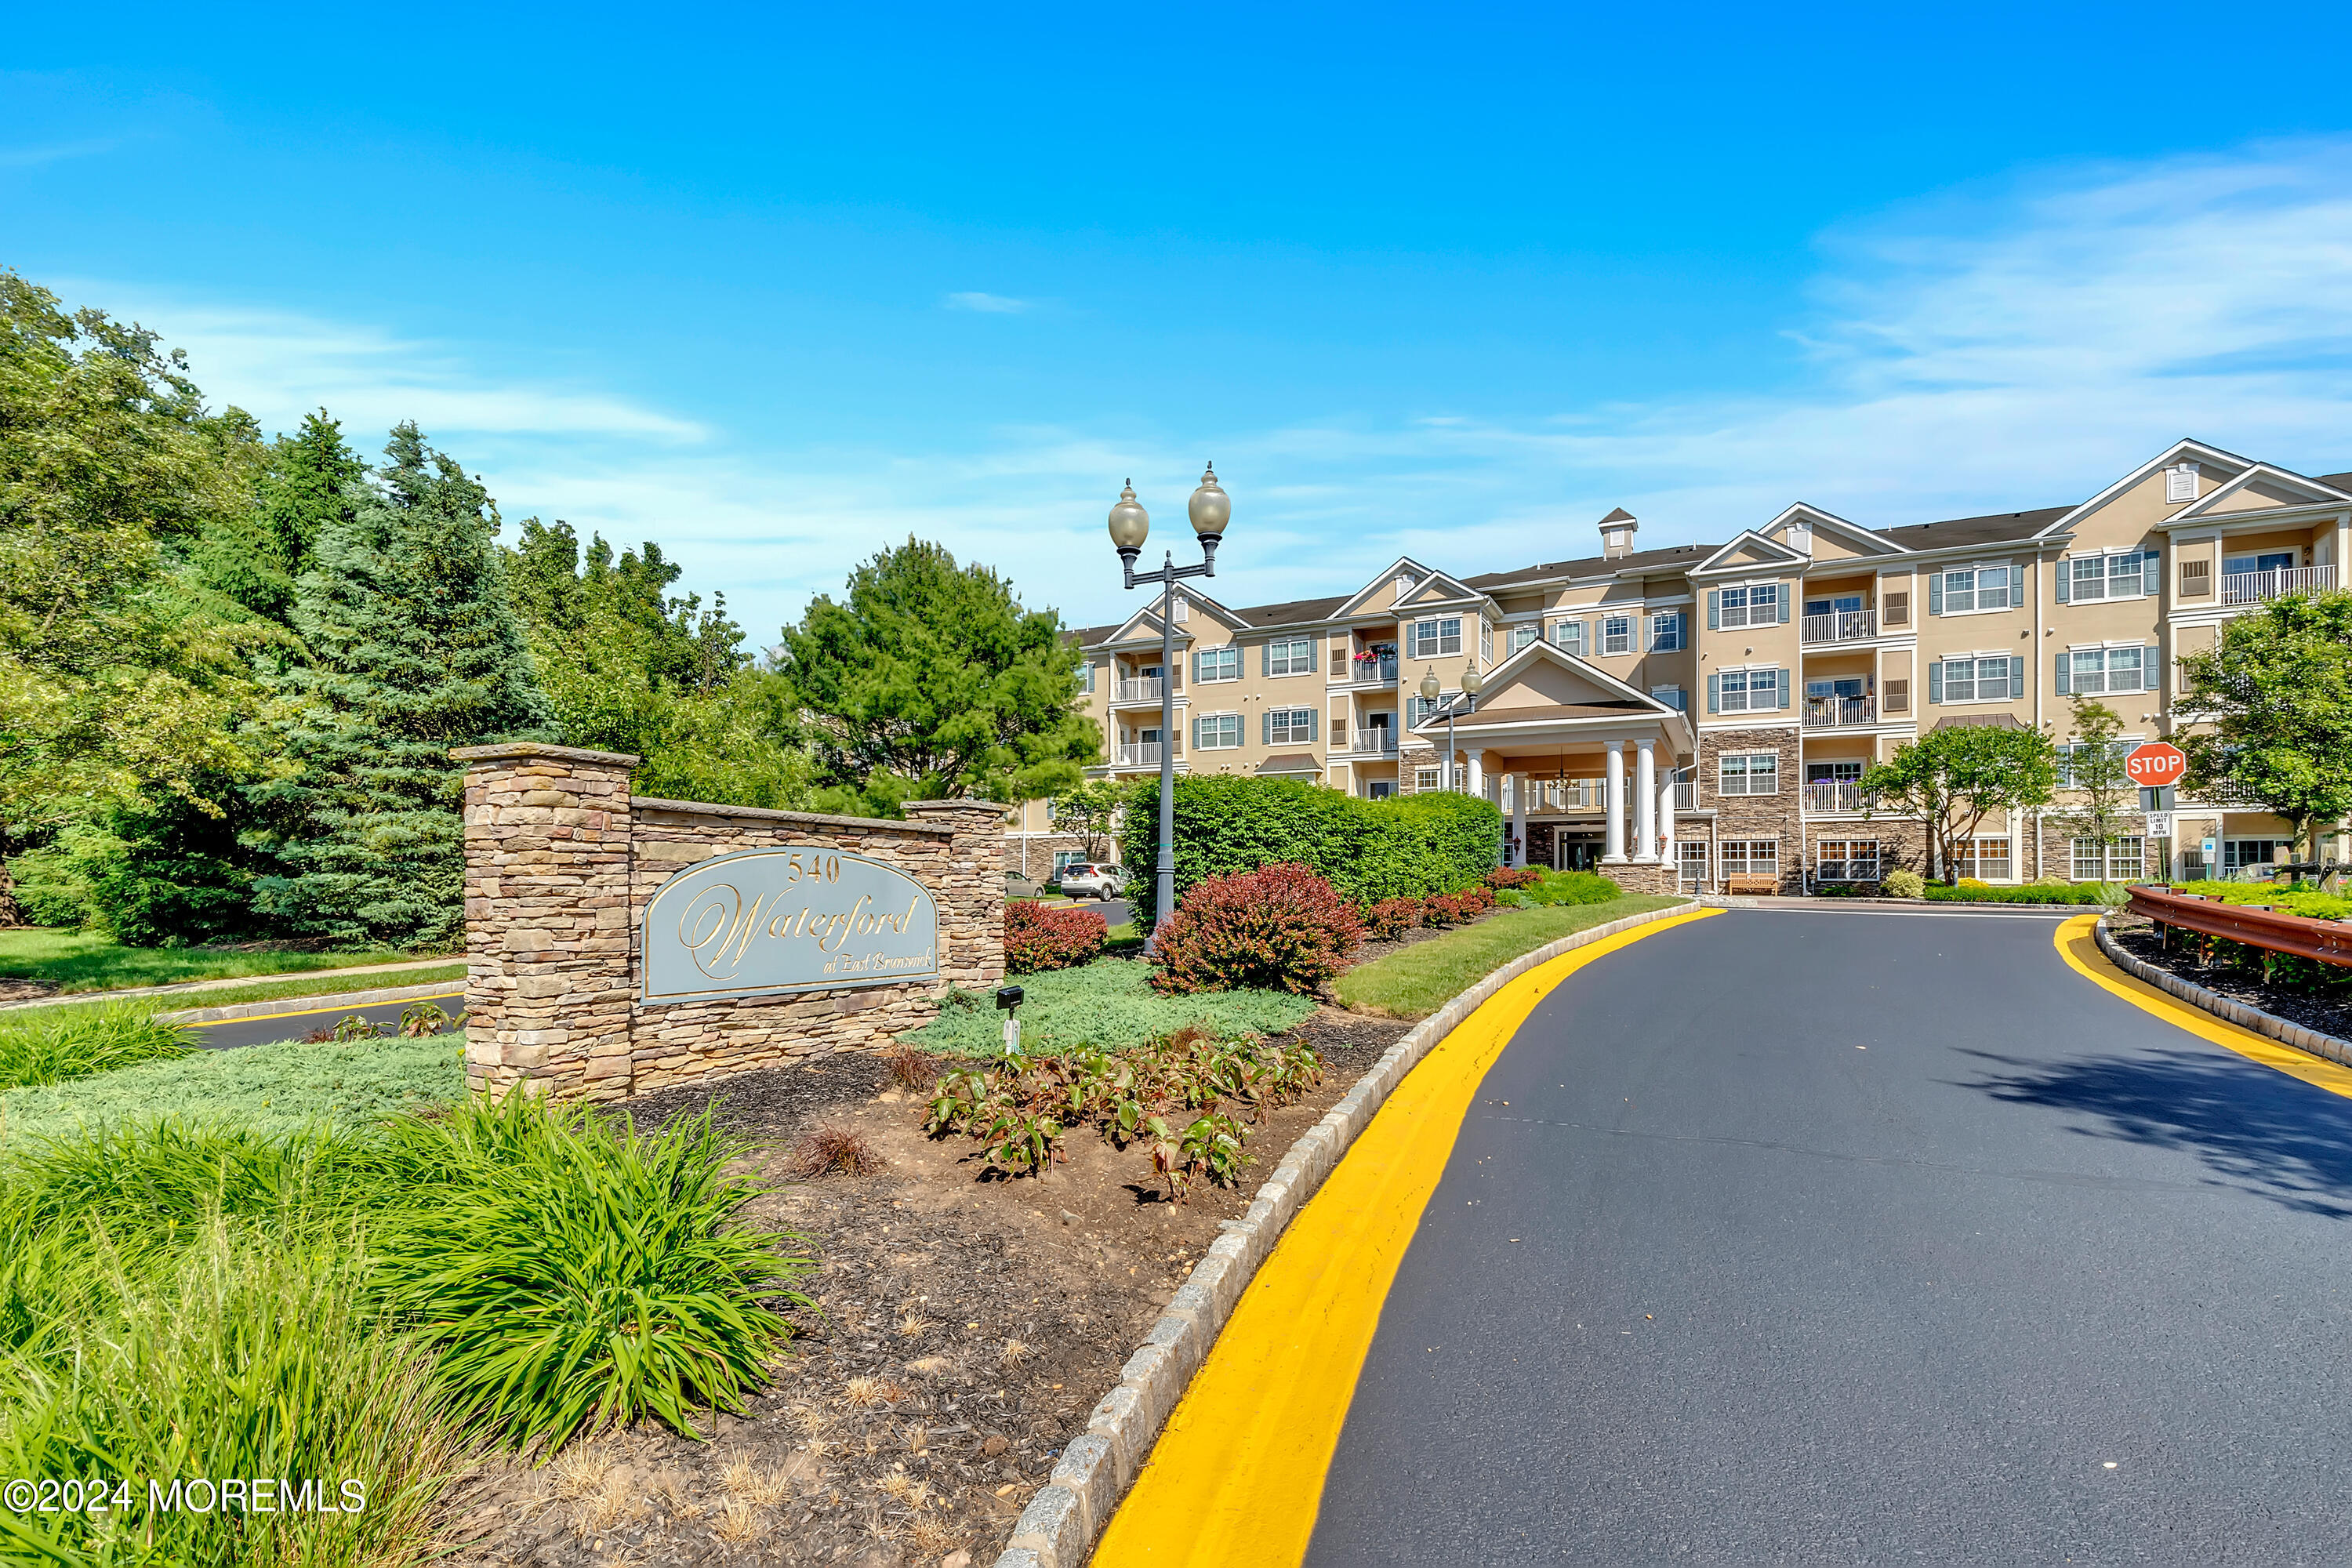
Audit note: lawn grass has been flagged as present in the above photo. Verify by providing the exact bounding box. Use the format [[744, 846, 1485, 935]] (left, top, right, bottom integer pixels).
[[0, 1033, 467, 1146], [1331, 895, 1686, 1019], [903, 957, 1317, 1057], [0, 927, 451, 994]]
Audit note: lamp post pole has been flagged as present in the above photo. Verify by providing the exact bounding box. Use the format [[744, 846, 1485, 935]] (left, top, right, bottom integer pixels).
[[1109, 466, 1232, 952], [1418, 663, 1483, 793]]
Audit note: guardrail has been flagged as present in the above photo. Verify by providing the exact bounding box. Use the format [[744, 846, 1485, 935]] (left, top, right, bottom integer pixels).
[[2125, 884, 2352, 968]]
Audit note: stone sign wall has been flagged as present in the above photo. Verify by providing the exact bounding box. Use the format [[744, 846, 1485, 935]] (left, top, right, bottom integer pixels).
[[454, 742, 1007, 1101]]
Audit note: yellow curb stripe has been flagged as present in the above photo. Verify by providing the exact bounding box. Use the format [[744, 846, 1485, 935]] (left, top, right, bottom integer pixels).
[[1093, 907, 1722, 1567], [2053, 913, 2352, 1102]]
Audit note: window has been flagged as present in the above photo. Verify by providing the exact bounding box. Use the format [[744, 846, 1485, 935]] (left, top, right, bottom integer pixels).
[[1414, 768, 1441, 793], [1194, 646, 1240, 682], [1647, 611, 1684, 652], [1807, 760, 1864, 784], [1933, 655, 2016, 703], [2058, 645, 2147, 695], [1079, 662, 1097, 694], [1817, 840, 1880, 881], [1600, 615, 1632, 655], [1677, 840, 1708, 888], [2071, 837, 2145, 880], [2223, 838, 2292, 873], [1714, 667, 1783, 713], [1266, 708, 1316, 745], [1408, 618, 1462, 659], [1192, 713, 1241, 750], [1721, 839, 1780, 880], [1719, 752, 1780, 797], [1481, 619, 1494, 663], [1951, 837, 2012, 880], [2055, 739, 2134, 789], [2227, 550, 2299, 577], [1717, 583, 1780, 629], [1366, 780, 1396, 800], [1650, 684, 1687, 712], [1933, 564, 2011, 615], [2063, 551, 2152, 603], [1552, 619, 1586, 655], [1406, 694, 1442, 725], [1507, 622, 1540, 655], [1265, 636, 1315, 675]]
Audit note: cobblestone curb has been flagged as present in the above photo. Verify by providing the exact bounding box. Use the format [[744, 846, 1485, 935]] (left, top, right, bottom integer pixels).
[[2094, 915, 2352, 1069], [157, 979, 465, 1027], [994, 899, 1701, 1568]]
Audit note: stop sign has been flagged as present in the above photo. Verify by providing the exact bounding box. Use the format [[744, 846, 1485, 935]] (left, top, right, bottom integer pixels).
[[2124, 742, 2187, 788]]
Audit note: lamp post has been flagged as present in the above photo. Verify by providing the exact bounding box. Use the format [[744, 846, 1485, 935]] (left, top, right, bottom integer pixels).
[[1418, 663, 1482, 791], [1109, 465, 1231, 950]]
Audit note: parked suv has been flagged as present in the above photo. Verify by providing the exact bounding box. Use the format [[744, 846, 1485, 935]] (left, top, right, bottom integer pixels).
[[1059, 863, 1127, 901]]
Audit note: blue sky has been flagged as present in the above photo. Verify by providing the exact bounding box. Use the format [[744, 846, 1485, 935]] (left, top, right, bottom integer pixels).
[[9, 2, 2352, 637]]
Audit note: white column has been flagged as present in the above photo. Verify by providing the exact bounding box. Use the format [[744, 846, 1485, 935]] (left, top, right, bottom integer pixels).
[[1465, 747, 1485, 800], [1632, 739, 1658, 862], [1511, 772, 1529, 866], [1602, 740, 1627, 862], [1657, 771, 1676, 864]]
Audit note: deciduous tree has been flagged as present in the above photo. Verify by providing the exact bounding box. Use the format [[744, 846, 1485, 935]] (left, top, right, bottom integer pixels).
[[2176, 588, 2352, 863], [2049, 697, 2141, 880], [1863, 723, 2058, 884]]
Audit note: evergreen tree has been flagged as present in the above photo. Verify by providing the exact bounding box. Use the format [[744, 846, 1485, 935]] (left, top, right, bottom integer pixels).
[[252, 423, 554, 946], [194, 410, 365, 627]]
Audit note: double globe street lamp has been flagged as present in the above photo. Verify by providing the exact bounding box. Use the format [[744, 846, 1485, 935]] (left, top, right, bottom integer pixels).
[[1108, 465, 1231, 950], [1419, 663, 1482, 793]]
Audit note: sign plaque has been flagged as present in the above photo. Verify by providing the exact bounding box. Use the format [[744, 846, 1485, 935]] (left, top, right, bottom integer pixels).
[[641, 848, 940, 1004]]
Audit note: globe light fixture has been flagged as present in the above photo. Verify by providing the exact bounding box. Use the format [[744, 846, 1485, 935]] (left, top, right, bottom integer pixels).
[[1107, 481, 1150, 567], [1419, 666, 1441, 702], [1187, 463, 1230, 566], [1461, 664, 1483, 698]]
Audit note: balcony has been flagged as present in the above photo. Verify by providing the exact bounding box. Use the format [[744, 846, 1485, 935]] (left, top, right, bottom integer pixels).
[[1112, 677, 1165, 706], [2222, 564, 2336, 605], [1351, 728, 1399, 755], [1343, 655, 1399, 685], [1801, 609, 1878, 644], [1803, 695, 1876, 728], [1803, 780, 1872, 813], [1522, 779, 1603, 812], [1112, 742, 1179, 768]]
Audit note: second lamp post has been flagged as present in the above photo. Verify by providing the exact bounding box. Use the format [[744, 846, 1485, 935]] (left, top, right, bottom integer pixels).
[[1108, 465, 1232, 949], [1419, 663, 1482, 791]]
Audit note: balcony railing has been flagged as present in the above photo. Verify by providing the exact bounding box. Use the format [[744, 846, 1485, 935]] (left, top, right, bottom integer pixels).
[[1803, 780, 1871, 813], [1671, 781, 1697, 811], [1345, 656, 1399, 684], [1800, 609, 1877, 644], [1520, 779, 1603, 812], [1112, 677, 1165, 705], [2222, 564, 2336, 605], [1112, 742, 1178, 767], [1351, 728, 1399, 755], [1803, 695, 1875, 728]]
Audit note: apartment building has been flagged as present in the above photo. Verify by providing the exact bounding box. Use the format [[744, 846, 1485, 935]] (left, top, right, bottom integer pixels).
[[1007, 439, 2352, 894]]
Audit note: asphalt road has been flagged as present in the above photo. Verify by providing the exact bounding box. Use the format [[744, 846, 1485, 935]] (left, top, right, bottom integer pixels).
[[1308, 909, 2352, 1566], [188, 989, 465, 1050]]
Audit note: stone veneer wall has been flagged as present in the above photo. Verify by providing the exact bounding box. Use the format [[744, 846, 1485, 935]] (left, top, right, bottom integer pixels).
[[1697, 725, 1804, 892], [455, 742, 1007, 1102]]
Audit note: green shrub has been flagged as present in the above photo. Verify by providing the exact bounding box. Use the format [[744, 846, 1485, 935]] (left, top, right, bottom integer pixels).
[[1120, 776, 1500, 924], [1525, 869, 1622, 906], [1151, 864, 1363, 996], [1882, 868, 1926, 898], [2171, 880, 2352, 922], [368, 1091, 812, 1450], [1004, 899, 1108, 973], [6, 848, 89, 930], [0, 1005, 194, 1091], [1918, 881, 2107, 904], [905, 960, 1315, 1057]]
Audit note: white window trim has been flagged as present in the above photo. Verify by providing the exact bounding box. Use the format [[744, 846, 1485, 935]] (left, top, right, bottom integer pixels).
[[1717, 751, 1782, 797], [2065, 547, 2151, 604], [1195, 647, 1241, 683], [1936, 653, 2018, 706], [1266, 707, 1316, 745], [1193, 712, 1244, 750], [1935, 561, 2019, 617], [1265, 636, 1316, 677], [1599, 614, 1635, 655]]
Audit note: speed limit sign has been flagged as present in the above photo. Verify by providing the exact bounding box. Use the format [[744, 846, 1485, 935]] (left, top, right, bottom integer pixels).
[[2125, 742, 2187, 789]]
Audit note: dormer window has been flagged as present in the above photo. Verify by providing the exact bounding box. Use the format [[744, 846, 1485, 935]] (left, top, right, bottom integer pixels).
[[2165, 463, 2200, 503]]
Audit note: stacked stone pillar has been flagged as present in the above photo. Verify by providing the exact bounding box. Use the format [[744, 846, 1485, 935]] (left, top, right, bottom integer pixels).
[[452, 743, 639, 1098], [902, 797, 1013, 990]]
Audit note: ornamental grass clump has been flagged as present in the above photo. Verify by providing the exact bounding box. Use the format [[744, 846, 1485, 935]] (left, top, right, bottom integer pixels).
[[1149, 863, 1363, 996], [0, 1005, 194, 1092], [1004, 900, 1109, 975], [368, 1091, 814, 1451]]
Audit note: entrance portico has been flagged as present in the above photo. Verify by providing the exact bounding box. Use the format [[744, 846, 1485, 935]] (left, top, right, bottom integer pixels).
[[1409, 641, 1697, 893]]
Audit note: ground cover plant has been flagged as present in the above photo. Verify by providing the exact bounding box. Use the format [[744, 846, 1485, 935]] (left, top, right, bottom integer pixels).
[[1150, 863, 1363, 995], [902, 959, 1315, 1058], [1917, 881, 2115, 905], [2169, 880, 2352, 922], [924, 1024, 1323, 1199], [1332, 894, 1685, 1018], [0, 928, 442, 995], [1004, 899, 1109, 974], [0, 1004, 193, 1091]]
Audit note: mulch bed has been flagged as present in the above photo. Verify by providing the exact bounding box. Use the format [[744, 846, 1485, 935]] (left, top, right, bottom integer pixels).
[[446, 1007, 1410, 1568], [2107, 918, 2352, 1042]]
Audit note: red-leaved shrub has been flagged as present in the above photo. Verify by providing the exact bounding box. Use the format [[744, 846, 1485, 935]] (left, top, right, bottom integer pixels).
[[1423, 885, 1496, 926], [1004, 900, 1108, 975], [1485, 866, 1541, 890], [1362, 897, 1426, 940], [1149, 863, 1364, 996], [1458, 884, 1497, 915]]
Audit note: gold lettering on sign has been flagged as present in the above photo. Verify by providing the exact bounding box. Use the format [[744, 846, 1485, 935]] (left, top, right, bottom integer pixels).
[[677, 884, 927, 981]]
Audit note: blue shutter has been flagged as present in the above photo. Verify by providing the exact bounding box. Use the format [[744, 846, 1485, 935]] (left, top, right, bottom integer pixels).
[[2009, 659, 2025, 700], [1191, 717, 1203, 749], [1261, 641, 1270, 677], [2140, 644, 2155, 692], [2054, 652, 2070, 695], [1928, 662, 1944, 704], [2055, 561, 2070, 604], [1707, 590, 1720, 630], [2143, 551, 2161, 596], [1929, 573, 1944, 616], [1261, 710, 1271, 745], [1777, 583, 1791, 623], [1707, 673, 1720, 713], [1307, 710, 1319, 740], [1777, 667, 1792, 708], [1305, 639, 1318, 673]]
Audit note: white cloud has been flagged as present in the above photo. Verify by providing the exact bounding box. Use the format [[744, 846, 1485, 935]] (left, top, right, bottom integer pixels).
[[942, 291, 1034, 314], [0, 137, 123, 168]]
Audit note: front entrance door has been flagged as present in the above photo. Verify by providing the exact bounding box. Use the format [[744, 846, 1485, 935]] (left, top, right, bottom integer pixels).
[[1552, 831, 1603, 872]]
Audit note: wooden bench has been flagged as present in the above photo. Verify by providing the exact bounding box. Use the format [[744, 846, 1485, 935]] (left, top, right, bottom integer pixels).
[[1726, 876, 1779, 897]]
